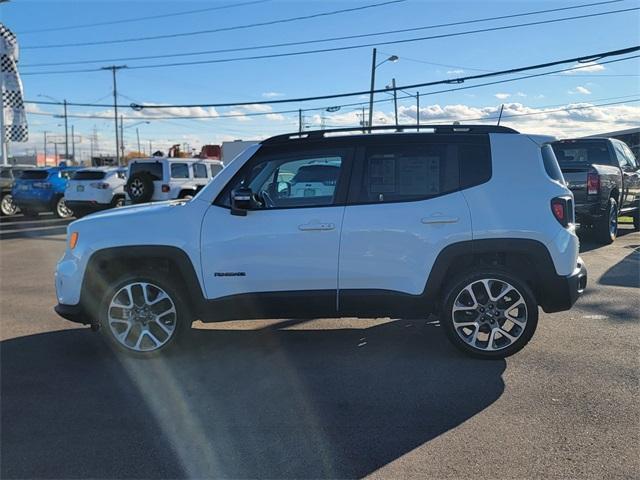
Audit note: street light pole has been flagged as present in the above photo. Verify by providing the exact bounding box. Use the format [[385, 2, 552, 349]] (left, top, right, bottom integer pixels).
[[136, 128, 141, 154], [120, 115, 124, 160], [43, 131, 49, 162]]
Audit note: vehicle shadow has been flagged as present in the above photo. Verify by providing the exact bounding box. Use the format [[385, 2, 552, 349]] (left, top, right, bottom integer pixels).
[[598, 244, 640, 288], [1, 320, 506, 479], [579, 224, 636, 253]]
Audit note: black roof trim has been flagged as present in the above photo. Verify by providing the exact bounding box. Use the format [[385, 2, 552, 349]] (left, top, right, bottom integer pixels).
[[263, 124, 518, 145]]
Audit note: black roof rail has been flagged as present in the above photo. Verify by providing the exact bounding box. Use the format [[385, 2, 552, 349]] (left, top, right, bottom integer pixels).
[[262, 124, 519, 144]]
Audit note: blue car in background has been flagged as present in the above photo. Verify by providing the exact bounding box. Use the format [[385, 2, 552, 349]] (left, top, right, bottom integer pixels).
[[12, 165, 81, 218]]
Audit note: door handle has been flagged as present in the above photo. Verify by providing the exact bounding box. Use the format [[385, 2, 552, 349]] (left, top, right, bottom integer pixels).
[[421, 215, 459, 225], [298, 222, 335, 231]]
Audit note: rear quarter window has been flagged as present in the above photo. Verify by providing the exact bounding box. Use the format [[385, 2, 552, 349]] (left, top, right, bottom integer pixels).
[[130, 162, 163, 181], [170, 163, 189, 179], [541, 144, 565, 183]]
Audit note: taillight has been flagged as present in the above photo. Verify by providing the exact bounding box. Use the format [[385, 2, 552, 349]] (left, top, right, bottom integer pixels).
[[161, 184, 170, 193], [90, 182, 109, 189], [551, 196, 573, 227], [587, 171, 600, 195]]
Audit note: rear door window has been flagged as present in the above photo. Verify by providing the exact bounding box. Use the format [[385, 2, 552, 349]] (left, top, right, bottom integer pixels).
[[170, 163, 189, 179], [20, 170, 49, 180], [352, 143, 459, 204], [193, 163, 208, 179]]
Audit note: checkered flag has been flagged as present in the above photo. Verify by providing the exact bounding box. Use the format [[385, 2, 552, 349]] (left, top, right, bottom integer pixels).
[[1, 23, 28, 142]]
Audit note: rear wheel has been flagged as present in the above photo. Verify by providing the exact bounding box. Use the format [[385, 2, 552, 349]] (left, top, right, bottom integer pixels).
[[0, 193, 18, 216], [98, 273, 189, 357], [441, 269, 539, 359], [112, 196, 126, 208], [595, 197, 618, 244], [54, 196, 74, 219]]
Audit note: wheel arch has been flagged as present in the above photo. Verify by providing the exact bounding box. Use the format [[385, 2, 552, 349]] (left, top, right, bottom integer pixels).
[[80, 245, 206, 322], [423, 239, 560, 312]]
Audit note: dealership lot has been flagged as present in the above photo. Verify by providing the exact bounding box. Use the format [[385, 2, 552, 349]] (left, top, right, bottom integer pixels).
[[1, 215, 638, 479]]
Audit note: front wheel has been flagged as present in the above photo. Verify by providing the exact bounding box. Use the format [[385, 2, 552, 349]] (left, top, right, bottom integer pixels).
[[54, 196, 74, 219], [441, 270, 539, 359], [0, 193, 18, 216], [98, 274, 189, 357]]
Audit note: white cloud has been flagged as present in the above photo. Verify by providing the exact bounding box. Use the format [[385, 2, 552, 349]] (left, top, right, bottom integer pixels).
[[262, 92, 284, 98], [562, 61, 605, 74], [238, 103, 273, 113], [516, 92, 527, 98], [495, 93, 511, 100], [446, 69, 464, 75], [568, 86, 592, 95], [266, 113, 285, 121]]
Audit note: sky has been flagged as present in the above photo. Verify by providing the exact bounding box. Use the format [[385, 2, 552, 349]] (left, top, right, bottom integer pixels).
[[2, 0, 639, 160]]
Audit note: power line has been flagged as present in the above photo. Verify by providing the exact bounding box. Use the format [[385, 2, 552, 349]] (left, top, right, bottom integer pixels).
[[16, 0, 272, 35], [21, 0, 623, 68], [22, 0, 407, 49], [23, 46, 640, 108], [25, 94, 640, 121], [20, 6, 640, 77]]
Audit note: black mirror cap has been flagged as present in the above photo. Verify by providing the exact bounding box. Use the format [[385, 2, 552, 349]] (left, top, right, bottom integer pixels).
[[230, 187, 252, 216]]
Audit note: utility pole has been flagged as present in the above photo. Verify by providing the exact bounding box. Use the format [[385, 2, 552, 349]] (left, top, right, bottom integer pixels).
[[390, 78, 398, 128], [102, 65, 127, 165], [361, 106, 366, 133], [43, 131, 49, 162], [63, 99, 69, 161], [71, 125, 75, 162], [120, 115, 125, 160], [368, 48, 377, 134], [497, 104, 505, 126], [54, 142, 58, 161], [416, 92, 420, 131], [136, 127, 141, 154], [298, 109, 302, 133]]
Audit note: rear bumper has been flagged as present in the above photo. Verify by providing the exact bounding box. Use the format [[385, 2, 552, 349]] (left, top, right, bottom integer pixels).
[[54, 303, 92, 325], [574, 202, 605, 225], [12, 197, 54, 212], [539, 257, 588, 313], [65, 200, 112, 214]]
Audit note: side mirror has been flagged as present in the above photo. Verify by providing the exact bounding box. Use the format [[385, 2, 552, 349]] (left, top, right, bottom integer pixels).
[[230, 187, 253, 216]]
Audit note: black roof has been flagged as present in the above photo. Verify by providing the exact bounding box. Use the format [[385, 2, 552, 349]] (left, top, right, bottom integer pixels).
[[262, 124, 518, 145]]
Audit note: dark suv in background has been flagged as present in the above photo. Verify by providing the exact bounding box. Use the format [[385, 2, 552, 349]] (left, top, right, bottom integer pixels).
[[552, 138, 640, 244]]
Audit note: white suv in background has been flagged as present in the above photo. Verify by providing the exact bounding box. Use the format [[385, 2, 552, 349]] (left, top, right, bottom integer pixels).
[[125, 157, 224, 204], [55, 125, 587, 359], [65, 167, 127, 218]]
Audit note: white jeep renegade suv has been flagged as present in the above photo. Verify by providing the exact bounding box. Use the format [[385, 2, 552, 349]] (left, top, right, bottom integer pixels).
[[55, 125, 587, 358]]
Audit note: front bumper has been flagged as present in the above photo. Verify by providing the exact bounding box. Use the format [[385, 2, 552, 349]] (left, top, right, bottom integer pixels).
[[54, 303, 91, 325], [539, 257, 588, 313]]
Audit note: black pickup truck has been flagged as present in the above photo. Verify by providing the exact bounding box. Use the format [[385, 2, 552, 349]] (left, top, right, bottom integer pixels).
[[551, 138, 640, 244]]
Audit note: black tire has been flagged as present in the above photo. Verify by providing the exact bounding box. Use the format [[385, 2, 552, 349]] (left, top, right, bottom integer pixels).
[[126, 172, 154, 204], [595, 197, 618, 244], [440, 268, 539, 359], [111, 195, 126, 208], [53, 195, 74, 219], [1, 193, 18, 216], [98, 272, 190, 358]]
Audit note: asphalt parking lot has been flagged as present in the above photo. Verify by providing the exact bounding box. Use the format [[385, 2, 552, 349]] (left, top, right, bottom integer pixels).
[[1, 214, 638, 479]]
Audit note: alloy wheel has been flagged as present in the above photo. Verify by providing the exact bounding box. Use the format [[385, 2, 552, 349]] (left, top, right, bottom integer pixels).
[[107, 282, 177, 352], [57, 197, 73, 218], [129, 179, 144, 199], [451, 278, 528, 352], [1, 194, 17, 216]]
